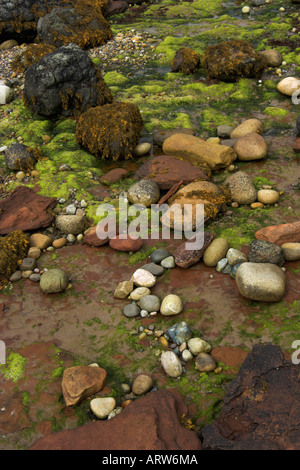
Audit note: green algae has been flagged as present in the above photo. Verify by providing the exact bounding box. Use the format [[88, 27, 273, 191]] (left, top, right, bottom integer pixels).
[[0, 351, 27, 383], [263, 106, 290, 118]]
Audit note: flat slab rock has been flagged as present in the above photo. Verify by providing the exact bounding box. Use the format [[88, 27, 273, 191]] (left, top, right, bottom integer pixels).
[[201, 343, 300, 450], [30, 389, 202, 450], [0, 186, 57, 235], [255, 221, 300, 246]]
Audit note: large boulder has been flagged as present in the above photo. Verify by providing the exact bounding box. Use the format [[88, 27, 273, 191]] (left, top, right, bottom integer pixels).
[[24, 43, 112, 117], [202, 40, 266, 82], [202, 344, 300, 450], [29, 389, 202, 450]]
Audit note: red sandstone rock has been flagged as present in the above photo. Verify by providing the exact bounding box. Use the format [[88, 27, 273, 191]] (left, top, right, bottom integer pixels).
[[109, 234, 142, 252], [84, 218, 118, 247], [0, 186, 57, 235], [30, 389, 202, 450], [173, 232, 213, 268], [135, 155, 210, 190], [211, 346, 248, 371], [100, 168, 128, 185], [62, 366, 107, 407], [255, 221, 300, 246]]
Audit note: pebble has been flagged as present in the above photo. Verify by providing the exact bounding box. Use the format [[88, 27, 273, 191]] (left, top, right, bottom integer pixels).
[[160, 351, 183, 378], [281, 243, 300, 261], [67, 234, 76, 243], [123, 302, 141, 318], [182, 349, 193, 362], [160, 256, 175, 269], [29, 233, 52, 250], [52, 238, 67, 249], [226, 248, 248, 266], [20, 257, 37, 271], [277, 77, 300, 96], [114, 280, 134, 299], [55, 214, 86, 235], [9, 271, 22, 282], [40, 269, 69, 294], [251, 202, 264, 209], [233, 133, 268, 161], [121, 383, 131, 394], [127, 179, 160, 207], [225, 171, 257, 205], [139, 294, 161, 312], [29, 273, 41, 282], [90, 397, 116, 419], [107, 407, 122, 420], [187, 338, 211, 355], [216, 258, 228, 272], [15, 171, 25, 180], [131, 268, 156, 288], [257, 189, 280, 205], [142, 262, 164, 277], [80, 199, 87, 208], [27, 247, 41, 260], [22, 270, 33, 279], [167, 321, 192, 345], [203, 238, 230, 267], [66, 204, 77, 215], [129, 287, 151, 300], [249, 240, 285, 266], [159, 336, 169, 349], [150, 248, 171, 264], [160, 294, 183, 316], [132, 374, 153, 395], [230, 118, 264, 139], [133, 142, 151, 157], [195, 353, 217, 372], [217, 125, 234, 138]]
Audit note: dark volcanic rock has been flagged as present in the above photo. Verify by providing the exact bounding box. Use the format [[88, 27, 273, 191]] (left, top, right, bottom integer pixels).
[[174, 231, 213, 268], [0, 186, 57, 235], [30, 389, 202, 450], [24, 43, 112, 117], [4, 143, 37, 171], [202, 343, 300, 450], [248, 239, 285, 266]]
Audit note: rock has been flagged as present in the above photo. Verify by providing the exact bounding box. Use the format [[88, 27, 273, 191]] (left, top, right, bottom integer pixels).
[[139, 295, 161, 312], [0, 186, 57, 235], [20, 257, 37, 272], [142, 262, 164, 277], [160, 294, 183, 316], [29, 233, 52, 250], [150, 248, 171, 264], [235, 262, 286, 302], [195, 353, 217, 372], [161, 256, 175, 269], [65, 204, 77, 215], [216, 258, 228, 272], [100, 168, 128, 185], [255, 221, 300, 246], [22, 270, 33, 279], [293, 137, 300, 153], [203, 238, 230, 267], [84, 220, 116, 247], [230, 118, 264, 139], [24, 43, 112, 117], [62, 365, 107, 407], [277, 77, 300, 96], [220, 138, 239, 148], [55, 214, 87, 235], [162, 133, 237, 170], [27, 247, 41, 259], [103, 1, 129, 17], [171, 47, 201, 75], [188, 338, 211, 355], [167, 322, 192, 345], [29, 273, 41, 282], [4, 143, 37, 171], [0, 83, 13, 104], [131, 269, 156, 288], [109, 235, 142, 252], [114, 280, 134, 299], [122, 302, 141, 318], [127, 179, 160, 207], [90, 397, 116, 419], [133, 142, 151, 157], [129, 287, 151, 301], [9, 271, 22, 282], [161, 351, 183, 378], [217, 125, 234, 138], [0, 39, 18, 50], [226, 248, 248, 266], [202, 40, 266, 82], [52, 238, 67, 249], [281, 242, 300, 261], [153, 127, 196, 147], [135, 155, 210, 190], [30, 389, 202, 450], [132, 374, 153, 395], [233, 133, 268, 161], [257, 189, 280, 205], [251, 202, 264, 209], [259, 49, 282, 67], [182, 350, 193, 362], [224, 171, 257, 205], [202, 344, 300, 450], [173, 231, 213, 268], [40, 268, 69, 294], [249, 240, 285, 266]]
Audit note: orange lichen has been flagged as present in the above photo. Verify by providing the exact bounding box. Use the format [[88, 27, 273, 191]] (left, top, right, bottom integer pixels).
[[11, 43, 56, 73]]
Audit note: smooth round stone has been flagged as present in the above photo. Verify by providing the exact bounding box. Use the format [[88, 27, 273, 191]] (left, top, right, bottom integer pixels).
[[20, 257, 37, 272], [217, 125, 234, 138], [161, 256, 175, 269], [29, 273, 41, 282], [66, 204, 77, 215], [216, 258, 228, 272], [52, 238, 67, 249], [160, 351, 183, 378], [167, 321, 192, 345], [222, 264, 232, 274], [127, 179, 160, 207], [257, 189, 280, 205], [29, 233, 52, 250], [132, 374, 153, 395], [27, 247, 41, 260], [142, 262, 164, 277], [67, 234, 76, 243], [160, 294, 183, 316], [121, 383, 131, 394], [225, 171, 257, 205], [90, 397, 116, 419], [114, 280, 134, 299], [55, 214, 86, 235], [40, 269, 69, 294], [10, 271, 22, 282], [281, 242, 300, 261], [235, 262, 286, 302], [150, 248, 171, 264], [259, 49, 282, 67], [22, 270, 33, 279], [251, 202, 264, 209], [133, 142, 151, 157], [15, 171, 25, 180], [203, 238, 230, 267], [226, 248, 247, 266], [140, 310, 149, 317], [131, 269, 156, 288], [139, 295, 161, 312], [230, 118, 264, 139], [107, 407, 122, 420], [182, 349, 193, 362], [129, 287, 151, 301], [123, 302, 141, 318], [195, 353, 217, 372], [188, 338, 211, 355], [277, 77, 300, 96], [233, 133, 268, 161]]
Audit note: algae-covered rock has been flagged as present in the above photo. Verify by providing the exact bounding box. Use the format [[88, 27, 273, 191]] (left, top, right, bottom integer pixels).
[[76, 102, 143, 160], [0, 231, 29, 285], [171, 47, 201, 75], [202, 40, 266, 82], [4, 143, 37, 171]]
